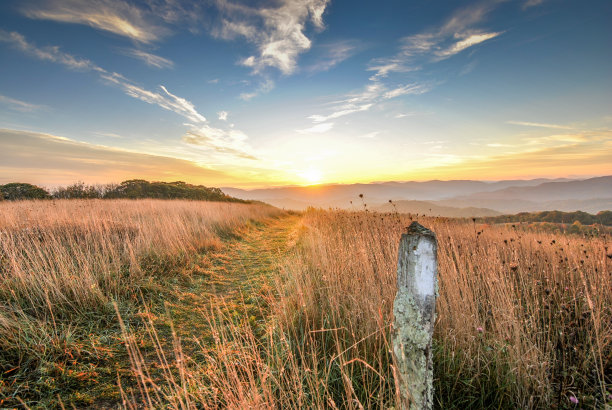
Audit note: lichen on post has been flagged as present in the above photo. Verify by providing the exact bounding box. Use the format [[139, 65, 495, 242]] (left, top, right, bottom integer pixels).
[[392, 221, 438, 410]]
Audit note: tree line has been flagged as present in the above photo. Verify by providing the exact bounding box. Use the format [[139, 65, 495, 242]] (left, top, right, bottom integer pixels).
[[480, 210, 612, 227], [0, 180, 249, 203]]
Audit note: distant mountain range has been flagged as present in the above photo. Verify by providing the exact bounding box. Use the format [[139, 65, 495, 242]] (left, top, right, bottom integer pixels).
[[223, 176, 612, 216], [373, 200, 502, 218]]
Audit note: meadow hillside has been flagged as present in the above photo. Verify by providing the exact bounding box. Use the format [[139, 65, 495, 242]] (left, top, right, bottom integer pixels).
[[0, 201, 610, 408]]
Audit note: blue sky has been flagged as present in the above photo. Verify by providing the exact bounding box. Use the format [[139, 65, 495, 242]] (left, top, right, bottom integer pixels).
[[0, 0, 611, 187]]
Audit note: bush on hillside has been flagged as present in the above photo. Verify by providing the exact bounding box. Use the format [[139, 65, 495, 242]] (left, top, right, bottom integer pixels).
[[0, 183, 50, 200]]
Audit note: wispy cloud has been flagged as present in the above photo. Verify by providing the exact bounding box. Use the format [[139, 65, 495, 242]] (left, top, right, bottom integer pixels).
[[307, 40, 361, 73], [19, 0, 203, 43], [307, 4, 500, 125], [0, 128, 243, 185], [0, 94, 43, 112], [101, 73, 207, 123], [523, 0, 547, 9], [309, 81, 429, 124], [214, 0, 330, 75], [358, 131, 380, 139], [122, 49, 174, 69], [395, 111, 433, 119], [309, 103, 373, 123], [369, 3, 502, 79], [297, 122, 334, 133], [239, 78, 274, 100], [218, 111, 229, 121], [383, 83, 430, 99], [1, 30, 255, 161], [93, 131, 124, 139], [0, 29, 101, 71], [182, 126, 257, 160], [507, 120, 574, 130], [434, 32, 502, 59]]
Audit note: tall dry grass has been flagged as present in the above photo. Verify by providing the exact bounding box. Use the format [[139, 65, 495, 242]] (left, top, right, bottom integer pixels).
[[123, 208, 611, 409], [0, 200, 281, 380], [282, 210, 611, 408]]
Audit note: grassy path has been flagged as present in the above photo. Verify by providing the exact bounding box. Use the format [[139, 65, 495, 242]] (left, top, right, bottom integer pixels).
[[0, 213, 302, 409], [163, 213, 302, 342], [113, 212, 303, 407]]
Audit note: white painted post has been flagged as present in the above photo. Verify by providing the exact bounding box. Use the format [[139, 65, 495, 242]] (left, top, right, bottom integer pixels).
[[392, 221, 438, 410]]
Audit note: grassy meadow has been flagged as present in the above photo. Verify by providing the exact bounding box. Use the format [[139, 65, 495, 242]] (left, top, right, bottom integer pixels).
[[0, 200, 610, 408]]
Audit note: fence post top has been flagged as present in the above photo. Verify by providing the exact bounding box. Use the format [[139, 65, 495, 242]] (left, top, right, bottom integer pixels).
[[405, 221, 436, 239]]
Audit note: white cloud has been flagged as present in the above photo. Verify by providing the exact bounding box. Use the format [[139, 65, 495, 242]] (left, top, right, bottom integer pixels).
[[0, 94, 43, 112], [358, 131, 380, 139], [296, 122, 334, 133], [182, 126, 256, 160], [383, 83, 430, 99], [395, 111, 433, 119], [308, 80, 429, 123], [101, 72, 207, 123], [123, 49, 174, 69], [368, 4, 501, 79], [434, 32, 502, 59], [218, 111, 229, 121], [507, 121, 573, 130], [309, 103, 373, 123], [214, 0, 330, 75]]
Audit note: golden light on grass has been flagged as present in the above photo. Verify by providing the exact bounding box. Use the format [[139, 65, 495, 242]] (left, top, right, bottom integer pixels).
[[1, 201, 609, 408]]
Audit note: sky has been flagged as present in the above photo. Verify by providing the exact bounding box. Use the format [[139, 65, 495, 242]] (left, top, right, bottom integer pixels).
[[0, 0, 611, 188]]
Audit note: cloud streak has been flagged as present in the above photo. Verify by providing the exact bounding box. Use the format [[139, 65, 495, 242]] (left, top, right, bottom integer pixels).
[[307, 4, 500, 125], [369, 3, 502, 79], [507, 120, 574, 130], [19, 0, 199, 43], [1, 30, 255, 161], [307, 40, 361, 73], [0, 29, 101, 71], [0, 128, 243, 185], [296, 122, 334, 133], [123, 49, 174, 69], [0, 94, 43, 112]]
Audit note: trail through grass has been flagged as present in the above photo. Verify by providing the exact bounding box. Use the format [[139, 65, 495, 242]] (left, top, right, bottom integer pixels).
[[161, 213, 301, 347], [116, 213, 303, 407], [0, 210, 299, 409]]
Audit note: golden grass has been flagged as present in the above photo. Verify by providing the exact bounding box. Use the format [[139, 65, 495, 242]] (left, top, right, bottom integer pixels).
[[0, 199, 282, 406], [121, 208, 610, 408], [282, 210, 611, 407], [1, 201, 610, 408], [0, 199, 279, 317]]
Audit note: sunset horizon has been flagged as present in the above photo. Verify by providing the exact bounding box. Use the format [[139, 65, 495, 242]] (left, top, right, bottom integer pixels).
[[2, 0, 611, 188]]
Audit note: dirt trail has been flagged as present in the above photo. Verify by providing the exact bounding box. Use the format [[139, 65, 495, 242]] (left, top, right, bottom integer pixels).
[[160, 212, 303, 349]]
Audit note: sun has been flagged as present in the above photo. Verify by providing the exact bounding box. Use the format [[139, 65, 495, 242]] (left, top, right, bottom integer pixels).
[[299, 167, 323, 185]]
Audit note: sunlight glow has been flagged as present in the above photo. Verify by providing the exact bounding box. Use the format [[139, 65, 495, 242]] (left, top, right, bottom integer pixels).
[[298, 167, 323, 185]]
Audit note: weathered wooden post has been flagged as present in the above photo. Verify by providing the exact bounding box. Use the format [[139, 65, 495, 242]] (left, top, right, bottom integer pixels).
[[392, 222, 438, 410]]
